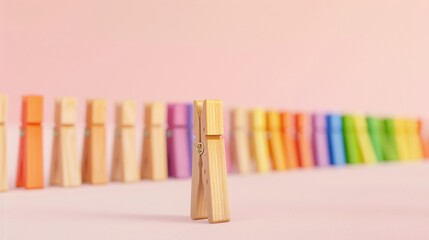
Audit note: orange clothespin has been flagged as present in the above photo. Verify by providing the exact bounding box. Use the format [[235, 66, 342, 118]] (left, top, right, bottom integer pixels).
[[281, 112, 299, 169], [419, 119, 429, 159], [0, 95, 7, 191], [111, 101, 139, 182], [230, 109, 252, 174], [50, 97, 81, 187], [295, 113, 314, 168], [191, 100, 230, 223], [267, 111, 287, 170], [141, 103, 168, 180], [16, 95, 44, 189], [82, 99, 108, 184]]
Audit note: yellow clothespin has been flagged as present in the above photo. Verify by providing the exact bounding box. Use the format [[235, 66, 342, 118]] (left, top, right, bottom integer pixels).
[[191, 100, 230, 223], [267, 111, 287, 170], [141, 102, 167, 180], [394, 118, 411, 160], [50, 97, 81, 187], [111, 101, 140, 182], [250, 109, 271, 173], [405, 118, 423, 160], [0, 95, 7, 192], [230, 109, 252, 174]]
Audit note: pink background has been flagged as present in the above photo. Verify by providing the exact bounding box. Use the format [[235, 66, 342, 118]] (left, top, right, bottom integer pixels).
[[1, 0, 429, 124]]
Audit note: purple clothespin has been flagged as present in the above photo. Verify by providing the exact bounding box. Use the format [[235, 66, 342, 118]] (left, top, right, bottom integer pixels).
[[167, 104, 191, 178], [312, 113, 330, 167]]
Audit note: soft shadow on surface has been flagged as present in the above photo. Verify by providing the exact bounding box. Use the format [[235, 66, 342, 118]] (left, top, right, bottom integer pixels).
[[39, 208, 208, 224]]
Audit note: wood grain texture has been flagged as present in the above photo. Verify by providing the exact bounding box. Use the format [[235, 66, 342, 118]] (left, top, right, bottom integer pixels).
[[354, 116, 377, 164], [82, 100, 107, 184], [191, 100, 230, 223], [230, 109, 252, 174], [50, 98, 81, 187], [141, 103, 167, 180], [267, 111, 286, 170], [250, 109, 271, 173]]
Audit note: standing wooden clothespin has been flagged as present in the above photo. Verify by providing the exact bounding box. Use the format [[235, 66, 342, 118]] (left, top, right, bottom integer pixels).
[[343, 115, 362, 164], [141, 103, 167, 180], [111, 101, 139, 182], [326, 114, 347, 166], [354, 115, 377, 164], [16, 95, 44, 189], [82, 99, 107, 184], [0, 95, 7, 192], [393, 118, 410, 161], [312, 113, 330, 167], [191, 100, 230, 223], [418, 119, 429, 159], [267, 111, 287, 170], [167, 104, 191, 178], [230, 109, 252, 174], [50, 97, 81, 187], [405, 118, 423, 160], [281, 112, 299, 169], [250, 109, 271, 173], [295, 113, 314, 168]]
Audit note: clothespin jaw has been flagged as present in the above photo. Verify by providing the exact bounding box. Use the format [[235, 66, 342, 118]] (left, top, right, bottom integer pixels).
[[296, 113, 311, 134], [145, 102, 166, 127], [251, 108, 267, 131], [116, 101, 136, 127], [0, 95, 6, 124], [231, 108, 248, 131], [55, 98, 77, 126], [86, 99, 106, 126], [22, 96, 43, 124], [191, 100, 230, 224], [312, 113, 326, 132], [167, 104, 188, 128], [267, 111, 281, 132]]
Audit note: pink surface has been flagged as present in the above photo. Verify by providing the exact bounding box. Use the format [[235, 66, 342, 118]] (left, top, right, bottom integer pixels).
[[1, 162, 429, 239], [1, 0, 429, 125]]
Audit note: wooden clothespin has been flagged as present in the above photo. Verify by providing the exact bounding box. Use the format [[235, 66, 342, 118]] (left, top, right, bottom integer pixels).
[[311, 113, 330, 167], [295, 113, 314, 168], [405, 118, 423, 160], [354, 115, 377, 164], [418, 119, 429, 159], [367, 116, 384, 162], [0, 95, 7, 192], [167, 104, 191, 178], [382, 118, 399, 161], [111, 101, 139, 182], [191, 100, 230, 223], [267, 111, 287, 170], [50, 97, 81, 187], [82, 99, 108, 184], [326, 114, 347, 166], [281, 112, 299, 169], [393, 118, 410, 160], [141, 103, 167, 180], [342, 115, 362, 164], [16, 95, 44, 189], [230, 109, 252, 174], [250, 109, 271, 173]]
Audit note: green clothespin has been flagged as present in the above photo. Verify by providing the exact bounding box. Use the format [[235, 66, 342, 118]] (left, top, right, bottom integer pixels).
[[367, 116, 384, 162], [343, 115, 362, 164], [382, 118, 398, 161]]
